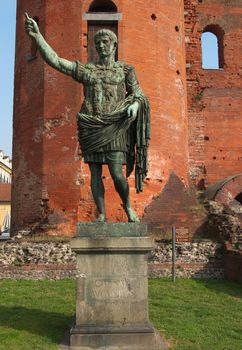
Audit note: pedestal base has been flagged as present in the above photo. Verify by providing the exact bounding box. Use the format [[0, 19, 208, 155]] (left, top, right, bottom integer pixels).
[[69, 223, 167, 350], [70, 330, 167, 349]]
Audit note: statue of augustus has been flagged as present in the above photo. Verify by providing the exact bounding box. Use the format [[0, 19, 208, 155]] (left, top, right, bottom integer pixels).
[[25, 13, 150, 223]]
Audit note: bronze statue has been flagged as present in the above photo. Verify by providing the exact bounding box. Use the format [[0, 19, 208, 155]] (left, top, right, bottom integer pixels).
[[25, 13, 150, 223]]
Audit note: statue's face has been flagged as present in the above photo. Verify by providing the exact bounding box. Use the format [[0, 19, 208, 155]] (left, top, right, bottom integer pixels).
[[95, 35, 116, 58]]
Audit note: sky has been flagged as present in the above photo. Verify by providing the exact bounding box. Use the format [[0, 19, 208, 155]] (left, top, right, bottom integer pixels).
[[202, 32, 219, 69], [0, 2, 217, 158], [0, 1, 16, 157]]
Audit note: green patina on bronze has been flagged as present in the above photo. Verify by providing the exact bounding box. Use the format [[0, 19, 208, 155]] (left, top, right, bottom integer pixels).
[[76, 222, 148, 237], [25, 14, 150, 223], [74, 62, 150, 190]]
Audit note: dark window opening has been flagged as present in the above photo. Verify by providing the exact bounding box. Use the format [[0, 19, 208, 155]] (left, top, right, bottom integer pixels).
[[201, 24, 224, 69], [88, 0, 117, 12], [235, 192, 242, 205], [87, 0, 118, 62]]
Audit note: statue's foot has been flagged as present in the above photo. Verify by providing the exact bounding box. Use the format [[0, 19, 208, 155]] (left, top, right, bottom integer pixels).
[[124, 207, 140, 223], [95, 213, 106, 222]]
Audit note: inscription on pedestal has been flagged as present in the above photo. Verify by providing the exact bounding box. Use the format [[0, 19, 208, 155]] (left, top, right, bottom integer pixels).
[[70, 223, 167, 349], [91, 279, 135, 300]]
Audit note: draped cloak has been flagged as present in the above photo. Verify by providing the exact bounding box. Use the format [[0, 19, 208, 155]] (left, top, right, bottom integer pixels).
[[72, 61, 150, 193]]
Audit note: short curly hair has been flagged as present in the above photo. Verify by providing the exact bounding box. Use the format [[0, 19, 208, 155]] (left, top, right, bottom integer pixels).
[[94, 29, 117, 44]]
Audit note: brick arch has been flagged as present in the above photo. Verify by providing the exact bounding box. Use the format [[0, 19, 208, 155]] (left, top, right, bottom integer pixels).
[[89, 0, 117, 12], [203, 24, 225, 38], [202, 24, 225, 68], [205, 174, 242, 206], [83, 0, 119, 13], [83, 0, 120, 62]]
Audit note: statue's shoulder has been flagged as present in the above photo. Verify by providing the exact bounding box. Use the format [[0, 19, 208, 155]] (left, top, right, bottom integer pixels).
[[117, 61, 135, 74], [75, 61, 94, 74], [84, 62, 96, 70]]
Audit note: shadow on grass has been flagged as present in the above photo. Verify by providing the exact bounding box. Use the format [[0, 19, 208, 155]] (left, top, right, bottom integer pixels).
[[191, 278, 242, 299], [0, 305, 74, 343]]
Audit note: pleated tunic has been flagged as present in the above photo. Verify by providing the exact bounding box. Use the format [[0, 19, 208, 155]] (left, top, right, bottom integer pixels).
[[72, 61, 143, 164]]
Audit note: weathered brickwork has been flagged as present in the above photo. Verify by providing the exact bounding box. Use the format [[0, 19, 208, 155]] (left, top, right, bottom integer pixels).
[[0, 239, 224, 280], [149, 240, 224, 279], [12, 0, 242, 239], [13, 0, 188, 235], [142, 172, 207, 241], [184, 0, 242, 187], [12, 1, 83, 236], [224, 248, 242, 284]]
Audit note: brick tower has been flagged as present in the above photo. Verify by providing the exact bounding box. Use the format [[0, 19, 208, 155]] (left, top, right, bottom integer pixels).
[[12, 0, 189, 236]]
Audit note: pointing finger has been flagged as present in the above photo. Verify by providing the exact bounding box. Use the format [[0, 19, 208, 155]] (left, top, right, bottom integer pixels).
[[25, 12, 30, 20]]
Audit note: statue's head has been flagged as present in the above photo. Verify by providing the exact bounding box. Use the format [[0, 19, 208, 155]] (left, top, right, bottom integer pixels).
[[94, 29, 117, 59]]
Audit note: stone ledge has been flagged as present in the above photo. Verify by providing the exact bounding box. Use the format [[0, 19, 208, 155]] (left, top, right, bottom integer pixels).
[[82, 13, 122, 21], [71, 322, 154, 334], [76, 223, 148, 238], [71, 236, 153, 253], [69, 330, 167, 350]]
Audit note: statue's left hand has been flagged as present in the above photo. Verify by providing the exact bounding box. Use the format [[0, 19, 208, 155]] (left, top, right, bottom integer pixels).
[[127, 101, 139, 119]]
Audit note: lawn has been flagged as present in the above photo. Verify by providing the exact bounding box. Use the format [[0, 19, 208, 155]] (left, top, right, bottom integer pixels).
[[149, 279, 242, 350], [0, 278, 241, 350]]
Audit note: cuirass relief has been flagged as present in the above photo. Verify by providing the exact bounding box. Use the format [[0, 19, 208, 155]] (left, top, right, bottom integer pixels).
[[82, 63, 127, 115]]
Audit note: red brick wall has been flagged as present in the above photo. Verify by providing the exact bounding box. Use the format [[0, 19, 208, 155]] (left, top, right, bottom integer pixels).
[[224, 249, 242, 284], [12, 0, 188, 235], [213, 175, 242, 206], [12, 0, 82, 235], [142, 172, 207, 241], [12, 0, 46, 232], [185, 0, 242, 187]]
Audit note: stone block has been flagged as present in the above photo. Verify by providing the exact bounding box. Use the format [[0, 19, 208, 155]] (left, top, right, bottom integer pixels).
[[69, 223, 167, 349]]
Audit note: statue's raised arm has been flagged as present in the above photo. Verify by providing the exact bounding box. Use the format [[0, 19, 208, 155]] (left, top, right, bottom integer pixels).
[[25, 19, 150, 223], [25, 13, 74, 76]]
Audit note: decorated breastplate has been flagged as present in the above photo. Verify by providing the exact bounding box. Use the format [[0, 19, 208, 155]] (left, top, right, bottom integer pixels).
[[81, 62, 127, 115]]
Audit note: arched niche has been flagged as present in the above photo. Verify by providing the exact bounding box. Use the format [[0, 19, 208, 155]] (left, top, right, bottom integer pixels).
[[201, 24, 224, 69], [83, 0, 121, 62], [88, 0, 117, 12], [205, 174, 242, 214]]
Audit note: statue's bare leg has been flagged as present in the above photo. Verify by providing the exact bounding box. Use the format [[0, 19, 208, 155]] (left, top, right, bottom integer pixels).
[[89, 163, 106, 222], [108, 162, 139, 222]]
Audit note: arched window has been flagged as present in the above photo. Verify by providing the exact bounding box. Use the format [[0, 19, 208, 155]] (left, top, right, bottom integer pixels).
[[89, 0, 117, 12], [201, 25, 224, 69]]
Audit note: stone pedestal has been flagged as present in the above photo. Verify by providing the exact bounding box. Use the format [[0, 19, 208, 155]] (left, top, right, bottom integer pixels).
[[70, 223, 167, 350]]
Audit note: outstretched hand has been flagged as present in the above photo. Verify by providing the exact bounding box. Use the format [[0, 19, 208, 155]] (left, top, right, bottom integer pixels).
[[127, 101, 139, 119], [25, 13, 39, 38]]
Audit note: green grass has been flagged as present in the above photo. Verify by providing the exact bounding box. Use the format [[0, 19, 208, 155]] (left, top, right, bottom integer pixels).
[[0, 278, 241, 350], [0, 279, 75, 350], [149, 279, 242, 350]]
